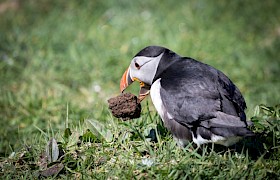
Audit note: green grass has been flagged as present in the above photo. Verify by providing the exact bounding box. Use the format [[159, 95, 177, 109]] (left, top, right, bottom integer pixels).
[[0, 0, 280, 178]]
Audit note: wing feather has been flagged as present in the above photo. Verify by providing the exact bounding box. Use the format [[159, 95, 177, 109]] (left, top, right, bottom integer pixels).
[[159, 58, 252, 138]]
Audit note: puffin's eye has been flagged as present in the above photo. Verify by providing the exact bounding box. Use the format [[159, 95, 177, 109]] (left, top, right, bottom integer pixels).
[[135, 62, 140, 69]]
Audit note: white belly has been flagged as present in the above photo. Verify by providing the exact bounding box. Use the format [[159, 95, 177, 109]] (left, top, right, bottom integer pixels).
[[150, 79, 165, 120]]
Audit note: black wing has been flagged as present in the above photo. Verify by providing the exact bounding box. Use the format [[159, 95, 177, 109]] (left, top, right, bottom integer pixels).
[[159, 58, 252, 138]]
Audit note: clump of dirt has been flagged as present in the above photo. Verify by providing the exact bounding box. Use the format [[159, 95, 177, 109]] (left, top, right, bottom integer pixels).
[[108, 93, 141, 120]]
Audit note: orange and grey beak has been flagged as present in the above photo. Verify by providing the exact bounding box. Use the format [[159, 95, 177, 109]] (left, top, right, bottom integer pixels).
[[120, 68, 150, 102]]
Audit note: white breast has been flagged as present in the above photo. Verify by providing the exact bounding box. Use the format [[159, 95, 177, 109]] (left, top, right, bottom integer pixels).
[[150, 79, 165, 120], [150, 78, 191, 147]]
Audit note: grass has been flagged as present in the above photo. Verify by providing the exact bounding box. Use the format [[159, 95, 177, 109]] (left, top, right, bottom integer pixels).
[[0, 0, 280, 178]]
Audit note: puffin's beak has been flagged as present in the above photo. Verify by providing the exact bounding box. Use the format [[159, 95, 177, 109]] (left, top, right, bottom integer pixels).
[[120, 68, 133, 93], [120, 68, 150, 102]]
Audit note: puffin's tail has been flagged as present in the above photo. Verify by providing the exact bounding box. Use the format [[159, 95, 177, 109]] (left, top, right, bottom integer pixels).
[[200, 111, 255, 138]]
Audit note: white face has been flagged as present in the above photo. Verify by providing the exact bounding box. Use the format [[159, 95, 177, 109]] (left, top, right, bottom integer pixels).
[[129, 53, 163, 85]]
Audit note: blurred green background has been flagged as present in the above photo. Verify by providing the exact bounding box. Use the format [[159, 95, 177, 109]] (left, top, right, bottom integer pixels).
[[0, 0, 279, 155]]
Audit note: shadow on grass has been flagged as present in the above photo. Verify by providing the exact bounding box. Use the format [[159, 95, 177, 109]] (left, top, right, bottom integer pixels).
[[199, 134, 278, 160]]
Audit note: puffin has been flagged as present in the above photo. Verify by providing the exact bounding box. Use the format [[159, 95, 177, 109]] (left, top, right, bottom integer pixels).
[[120, 46, 254, 147]]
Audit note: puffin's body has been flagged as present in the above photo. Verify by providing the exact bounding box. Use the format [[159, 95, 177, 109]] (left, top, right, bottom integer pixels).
[[120, 46, 253, 147]]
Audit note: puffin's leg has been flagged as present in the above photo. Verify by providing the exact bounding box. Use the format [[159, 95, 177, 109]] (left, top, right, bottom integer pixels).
[[173, 136, 190, 148]]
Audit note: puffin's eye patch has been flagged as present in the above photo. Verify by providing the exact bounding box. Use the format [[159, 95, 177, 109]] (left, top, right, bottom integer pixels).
[[135, 62, 140, 69]]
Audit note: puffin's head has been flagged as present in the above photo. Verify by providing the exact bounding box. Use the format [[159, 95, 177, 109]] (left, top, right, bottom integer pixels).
[[120, 46, 169, 101]]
